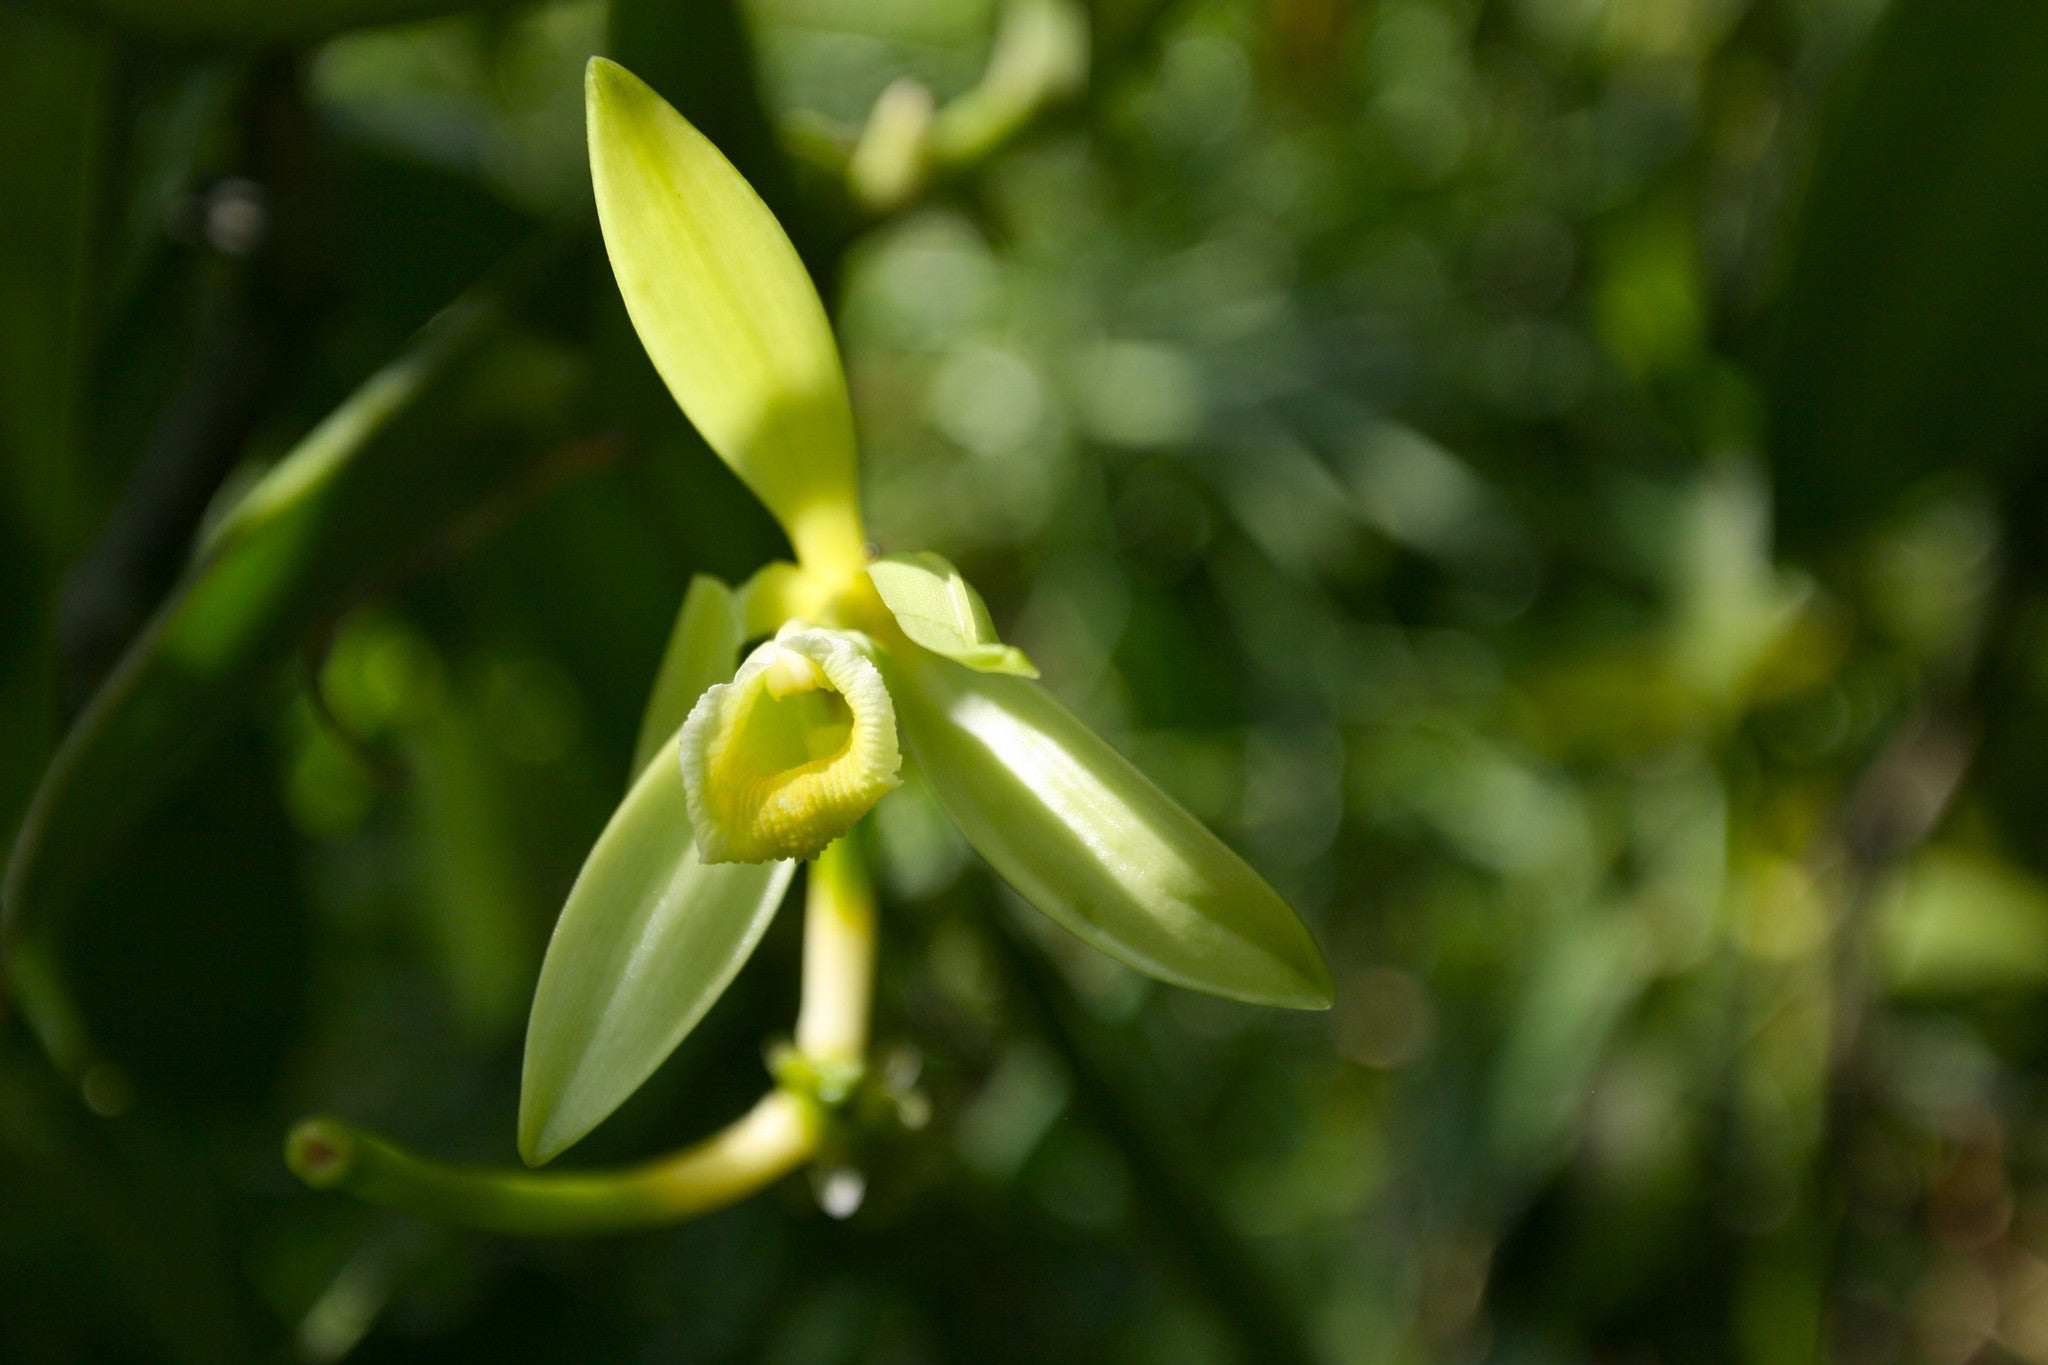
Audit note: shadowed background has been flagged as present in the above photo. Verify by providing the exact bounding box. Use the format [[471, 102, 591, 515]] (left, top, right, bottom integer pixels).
[[5, 0, 2048, 1360]]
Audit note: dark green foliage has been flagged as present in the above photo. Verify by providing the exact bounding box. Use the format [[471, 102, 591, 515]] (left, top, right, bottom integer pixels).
[[10, 0, 2048, 1360], [1770, 0, 2048, 536]]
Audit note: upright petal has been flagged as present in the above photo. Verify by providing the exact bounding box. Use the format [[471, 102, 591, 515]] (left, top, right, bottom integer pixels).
[[893, 654, 1334, 1009], [520, 739, 794, 1165], [586, 58, 866, 576]]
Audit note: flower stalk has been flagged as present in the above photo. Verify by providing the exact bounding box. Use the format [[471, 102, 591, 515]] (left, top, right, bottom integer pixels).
[[796, 834, 875, 1065], [287, 832, 879, 1235], [286, 1092, 819, 1237]]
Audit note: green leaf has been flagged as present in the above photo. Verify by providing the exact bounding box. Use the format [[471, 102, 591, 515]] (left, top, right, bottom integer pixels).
[[867, 552, 1038, 677], [586, 58, 866, 577], [519, 744, 794, 1165], [1878, 848, 2048, 998], [0, 17, 109, 1026], [49, 0, 510, 44], [1486, 911, 1652, 1186], [632, 575, 741, 780], [0, 9, 108, 558], [2, 284, 581, 1081], [892, 653, 1333, 1009], [408, 705, 539, 1041], [1769, 0, 2048, 534]]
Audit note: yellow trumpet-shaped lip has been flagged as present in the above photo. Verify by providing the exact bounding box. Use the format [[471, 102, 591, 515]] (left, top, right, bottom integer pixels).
[[679, 625, 901, 863]]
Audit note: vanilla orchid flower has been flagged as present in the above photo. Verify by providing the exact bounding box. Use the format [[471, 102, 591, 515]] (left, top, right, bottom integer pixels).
[[516, 59, 1334, 1169]]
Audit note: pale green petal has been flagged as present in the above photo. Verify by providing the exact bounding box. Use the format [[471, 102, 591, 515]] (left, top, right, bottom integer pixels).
[[632, 575, 741, 780], [893, 654, 1334, 1009], [586, 58, 865, 575], [866, 552, 1038, 677], [519, 741, 794, 1165]]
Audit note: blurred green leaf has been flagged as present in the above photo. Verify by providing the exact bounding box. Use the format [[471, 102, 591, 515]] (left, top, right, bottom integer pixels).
[[3, 286, 581, 1080], [60, 726, 308, 1112], [518, 741, 794, 1165], [894, 653, 1333, 1009], [868, 551, 1038, 677], [409, 704, 539, 1040], [0, 9, 109, 560], [1770, 0, 2048, 532], [50, 0, 510, 45], [1877, 847, 2048, 996], [1488, 911, 1653, 1188], [586, 58, 866, 576], [632, 574, 740, 780], [928, 0, 1089, 166], [0, 13, 108, 1018]]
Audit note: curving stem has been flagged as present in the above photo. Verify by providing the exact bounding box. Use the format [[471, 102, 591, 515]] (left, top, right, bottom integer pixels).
[[286, 1092, 818, 1237], [286, 831, 879, 1235]]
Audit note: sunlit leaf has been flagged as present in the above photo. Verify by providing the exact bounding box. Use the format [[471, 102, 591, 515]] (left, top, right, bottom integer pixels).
[[893, 653, 1333, 1009], [586, 58, 865, 576], [519, 742, 794, 1165], [632, 575, 740, 780], [867, 552, 1038, 677], [2, 286, 581, 1080]]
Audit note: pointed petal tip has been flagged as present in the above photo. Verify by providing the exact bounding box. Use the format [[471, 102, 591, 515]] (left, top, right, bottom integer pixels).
[[895, 659, 1338, 1015], [515, 1106, 542, 1167], [1186, 952, 1334, 1011], [517, 1050, 593, 1168], [518, 1063, 622, 1168], [513, 758, 795, 1182], [515, 1106, 563, 1169], [585, 57, 652, 120], [584, 55, 612, 106], [1287, 950, 1338, 1012], [1277, 973, 1337, 1013]]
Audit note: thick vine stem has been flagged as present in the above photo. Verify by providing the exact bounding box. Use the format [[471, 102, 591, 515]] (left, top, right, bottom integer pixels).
[[287, 832, 881, 1234]]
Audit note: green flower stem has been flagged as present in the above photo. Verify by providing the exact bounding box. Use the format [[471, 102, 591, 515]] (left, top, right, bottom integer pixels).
[[795, 833, 876, 1065], [286, 1092, 820, 1237], [289, 830, 883, 1234]]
